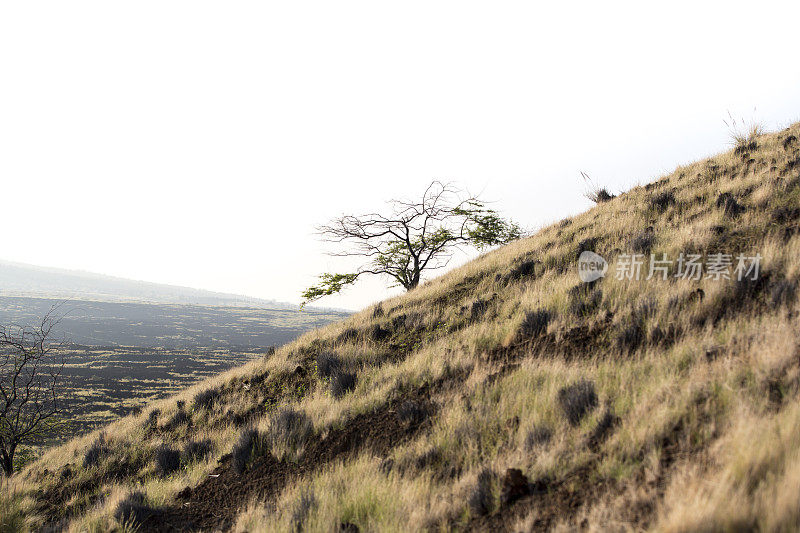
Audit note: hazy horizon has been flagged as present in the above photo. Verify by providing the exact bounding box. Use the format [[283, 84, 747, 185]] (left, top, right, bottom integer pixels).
[[2, 1, 800, 311]]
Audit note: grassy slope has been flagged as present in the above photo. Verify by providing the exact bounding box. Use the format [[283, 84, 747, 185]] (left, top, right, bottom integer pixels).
[[4, 123, 800, 532]]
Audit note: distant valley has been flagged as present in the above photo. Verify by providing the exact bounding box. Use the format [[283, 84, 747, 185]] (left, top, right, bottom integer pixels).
[[0, 261, 349, 439]]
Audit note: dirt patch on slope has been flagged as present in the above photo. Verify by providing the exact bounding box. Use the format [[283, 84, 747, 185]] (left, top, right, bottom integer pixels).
[[143, 389, 437, 532]]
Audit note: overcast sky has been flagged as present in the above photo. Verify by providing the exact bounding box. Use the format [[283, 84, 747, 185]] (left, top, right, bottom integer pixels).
[[2, 1, 799, 311]]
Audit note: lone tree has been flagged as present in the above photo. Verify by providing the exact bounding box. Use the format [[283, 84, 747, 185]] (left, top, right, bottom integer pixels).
[[0, 311, 66, 476], [302, 181, 521, 305]]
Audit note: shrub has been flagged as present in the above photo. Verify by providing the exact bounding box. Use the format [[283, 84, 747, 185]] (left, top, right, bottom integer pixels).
[[290, 489, 316, 532], [83, 434, 109, 469], [330, 371, 357, 399], [114, 491, 155, 526], [716, 192, 744, 216], [182, 439, 213, 464], [367, 324, 391, 342], [193, 388, 219, 411], [154, 445, 181, 476], [267, 407, 314, 456], [524, 426, 552, 450], [232, 428, 260, 474], [468, 467, 496, 516], [413, 447, 442, 471], [336, 328, 359, 343], [771, 280, 796, 306], [630, 227, 655, 254], [315, 352, 343, 378], [557, 381, 598, 426], [724, 114, 762, 154], [469, 298, 489, 321], [372, 304, 384, 318], [568, 285, 603, 316], [397, 400, 426, 427], [650, 190, 676, 212], [617, 322, 645, 353], [504, 259, 538, 282], [575, 237, 599, 259], [581, 172, 615, 203], [588, 410, 620, 447], [164, 404, 191, 429], [144, 409, 160, 430], [520, 310, 551, 338]]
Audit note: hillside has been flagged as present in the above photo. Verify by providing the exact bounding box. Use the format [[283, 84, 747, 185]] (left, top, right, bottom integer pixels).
[[0, 259, 313, 310], [4, 122, 800, 531]]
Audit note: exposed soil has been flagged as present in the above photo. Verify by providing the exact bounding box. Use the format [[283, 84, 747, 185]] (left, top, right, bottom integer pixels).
[[141, 388, 437, 532]]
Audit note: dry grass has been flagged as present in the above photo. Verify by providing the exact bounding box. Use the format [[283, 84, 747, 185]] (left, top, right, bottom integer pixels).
[[7, 121, 800, 531]]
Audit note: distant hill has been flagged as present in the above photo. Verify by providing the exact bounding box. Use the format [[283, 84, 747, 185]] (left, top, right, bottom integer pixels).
[[0, 259, 312, 309]]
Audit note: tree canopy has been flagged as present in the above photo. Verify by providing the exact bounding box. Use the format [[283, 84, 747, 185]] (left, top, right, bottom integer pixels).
[[301, 181, 521, 306]]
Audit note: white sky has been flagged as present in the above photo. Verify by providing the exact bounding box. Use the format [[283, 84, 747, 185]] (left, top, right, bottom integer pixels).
[[2, 1, 799, 311]]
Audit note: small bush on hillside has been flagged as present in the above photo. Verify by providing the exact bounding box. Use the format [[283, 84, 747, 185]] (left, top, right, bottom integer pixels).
[[633, 297, 658, 320], [588, 410, 620, 447], [315, 352, 343, 378], [724, 113, 763, 153], [557, 381, 598, 426], [182, 439, 213, 464], [176, 400, 185, 411], [330, 371, 357, 398], [650, 190, 676, 212], [267, 407, 314, 456], [114, 491, 155, 526], [468, 467, 496, 516], [143, 409, 160, 431], [367, 323, 391, 342], [469, 298, 489, 322], [630, 227, 655, 254], [412, 447, 442, 472], [524, 426, 552, 450], [617, 322, 645, 353], [504, 259, 538, 283], [336, 328, 359, 343], [771, 280, 796, 306], [581, 172, 615, 203], [398, 400, 427, 427], [315, 352, 357, 398], [165, 406, 191, 429], [568, 285, 603, 316], [232, 428, 260, 474], [154, 446, 181, 476], [372, 304, 384, 318], [290, 489, 316, 533], [575, 237, 599, 259], [83, 434, 109, 469], [716, 192, 744, 216], [193, 388, 219, 411], [520, 310, 551, 338]]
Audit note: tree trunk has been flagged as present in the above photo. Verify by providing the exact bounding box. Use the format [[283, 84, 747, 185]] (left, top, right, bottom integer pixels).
[[407, 269, 420, 290], [1, 446, 14, 476]]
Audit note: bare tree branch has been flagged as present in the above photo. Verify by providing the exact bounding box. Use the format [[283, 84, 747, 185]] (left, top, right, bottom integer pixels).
[[0, 308, 68, 476], [301, 181, 521, 306]]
